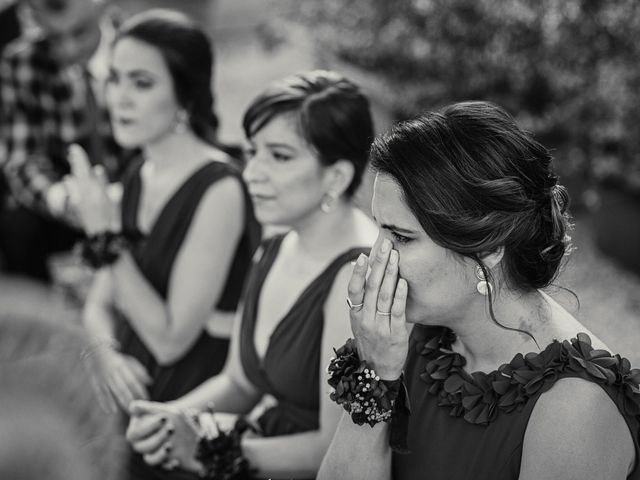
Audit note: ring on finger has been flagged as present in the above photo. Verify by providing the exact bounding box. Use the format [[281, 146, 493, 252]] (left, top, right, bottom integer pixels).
[[376, 309, 391, 316], [347, 297, 364, 311]]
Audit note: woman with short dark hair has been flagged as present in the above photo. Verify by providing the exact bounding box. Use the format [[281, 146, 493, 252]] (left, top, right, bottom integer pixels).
[[318, 101, 639, 480], [125, 70, 379, 479]]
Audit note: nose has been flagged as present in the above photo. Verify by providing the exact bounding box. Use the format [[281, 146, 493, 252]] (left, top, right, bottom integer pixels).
[[242, 151, 268, 184], [106, 81, 134, 112]]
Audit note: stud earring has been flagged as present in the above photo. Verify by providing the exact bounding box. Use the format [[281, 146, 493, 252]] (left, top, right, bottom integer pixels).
[[475, 265, 493, 296], [320, 192, 337, 213]]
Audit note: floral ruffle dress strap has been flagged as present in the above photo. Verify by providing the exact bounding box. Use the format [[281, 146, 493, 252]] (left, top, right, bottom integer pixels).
[[417, 328, 640, 426]]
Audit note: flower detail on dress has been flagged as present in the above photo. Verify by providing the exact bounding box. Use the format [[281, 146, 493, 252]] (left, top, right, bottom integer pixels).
[[417, 328, 640, 425]]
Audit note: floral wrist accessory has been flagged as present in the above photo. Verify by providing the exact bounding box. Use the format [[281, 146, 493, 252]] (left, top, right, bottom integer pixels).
[[327, 338, 411, 453], [194, 416, 255, 480], [80, 231, 129, 268]]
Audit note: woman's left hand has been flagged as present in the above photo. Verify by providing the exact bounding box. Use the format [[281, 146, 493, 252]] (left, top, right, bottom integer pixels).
[[127, 400, 205, 473], [64, 144, 117, 235]]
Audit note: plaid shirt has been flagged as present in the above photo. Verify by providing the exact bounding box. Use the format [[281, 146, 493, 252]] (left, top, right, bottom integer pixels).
[[0, 28, 123, 213]]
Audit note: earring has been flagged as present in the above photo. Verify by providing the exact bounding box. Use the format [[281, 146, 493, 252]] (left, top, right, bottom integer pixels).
[[475, 265, 493, 296], [320, 192, 337, 213], [173, 109, 189, 134]]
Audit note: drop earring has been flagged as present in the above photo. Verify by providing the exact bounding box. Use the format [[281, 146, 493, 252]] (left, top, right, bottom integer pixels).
[[173, 109, 189, 134], [475, 265, 493, 296]]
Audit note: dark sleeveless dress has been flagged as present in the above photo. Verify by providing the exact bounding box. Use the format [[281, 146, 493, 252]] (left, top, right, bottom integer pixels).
[[116, 159, 260, 403], [119, 160, 260, 480], [239, 234, 368, 478], [392, 325, 640, 479]]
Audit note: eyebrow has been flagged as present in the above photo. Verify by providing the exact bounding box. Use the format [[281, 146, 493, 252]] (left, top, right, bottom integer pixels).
[[372, 215, 416, 235], [265, 142, 296, 152], [108, 67, 156, 78], [126, 69, 156, 78]]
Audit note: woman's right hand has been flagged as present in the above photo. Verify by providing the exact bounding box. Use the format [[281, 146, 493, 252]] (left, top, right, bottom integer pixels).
[[127, 401, 206, 473], [100, 349, 151, 410], [347, 237, 410, 380]]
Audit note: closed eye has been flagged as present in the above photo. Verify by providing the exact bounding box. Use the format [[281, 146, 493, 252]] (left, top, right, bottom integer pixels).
[[390, 231, 412, 244], [272, 151, 293, 162]]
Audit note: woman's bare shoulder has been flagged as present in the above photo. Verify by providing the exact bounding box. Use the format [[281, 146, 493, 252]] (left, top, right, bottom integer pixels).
[[520, 376, 635, 480]]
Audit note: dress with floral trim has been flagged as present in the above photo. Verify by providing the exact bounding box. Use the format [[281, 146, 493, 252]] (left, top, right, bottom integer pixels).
[[391, 325, 640, 480]]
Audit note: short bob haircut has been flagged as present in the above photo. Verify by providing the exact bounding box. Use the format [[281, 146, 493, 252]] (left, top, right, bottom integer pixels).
[[242, 70, 374, 197]]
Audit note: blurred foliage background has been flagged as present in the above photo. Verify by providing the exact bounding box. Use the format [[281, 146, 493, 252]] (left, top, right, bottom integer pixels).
[[286, 0, 640, 205]]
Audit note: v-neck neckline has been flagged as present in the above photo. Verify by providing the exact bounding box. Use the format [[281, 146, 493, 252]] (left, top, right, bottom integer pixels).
[[248, 235, 365, 368], [131, 160, 218, 239]]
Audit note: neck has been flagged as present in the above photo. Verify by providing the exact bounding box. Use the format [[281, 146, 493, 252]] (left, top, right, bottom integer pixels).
[[291, 200, 365, 260], [449, 289, 549, 372], [143, 130, 204, 170]]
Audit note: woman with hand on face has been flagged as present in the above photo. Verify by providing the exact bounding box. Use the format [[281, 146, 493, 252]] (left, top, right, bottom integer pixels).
[[65, 7, 260, 452], [318, 102, 640, 480], [125, 70, 379, 480]]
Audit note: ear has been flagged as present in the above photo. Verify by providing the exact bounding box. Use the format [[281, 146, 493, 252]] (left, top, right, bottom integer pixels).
[[478, 246, 504, 270], [323, 159, 355, 198]]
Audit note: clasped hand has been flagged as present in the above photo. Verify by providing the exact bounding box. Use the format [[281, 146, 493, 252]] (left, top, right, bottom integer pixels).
[[127, 400, 206, 473], [347, 236, 410, 380]]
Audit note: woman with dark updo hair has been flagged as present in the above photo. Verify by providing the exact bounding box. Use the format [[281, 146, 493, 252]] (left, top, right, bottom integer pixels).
[[318, 101, 640, 479], [63, 8, 261, 473]]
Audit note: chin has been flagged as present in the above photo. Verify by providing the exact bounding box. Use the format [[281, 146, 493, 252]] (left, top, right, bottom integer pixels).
[[112, 129, 146, 149], [113, 136, 141, 149]]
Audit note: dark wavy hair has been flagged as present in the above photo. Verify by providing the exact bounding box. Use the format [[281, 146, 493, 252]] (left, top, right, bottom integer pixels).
[[371, 102, 573, 339], [242, 70, 374, 197], [114, 9, 241, 159]]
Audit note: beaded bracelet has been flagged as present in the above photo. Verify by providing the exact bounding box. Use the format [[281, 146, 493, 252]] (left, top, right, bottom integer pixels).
[[327, 338, 411, 453], [80, 231, 129, 269]]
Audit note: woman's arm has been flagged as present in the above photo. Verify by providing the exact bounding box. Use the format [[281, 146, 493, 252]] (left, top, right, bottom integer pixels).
[[318, 414, 391, 480], [519, 377, 635, 480], [111, 176, 245, 365], [319, 237, 408, 480], [83, 268, 118, 342], [239, 263, 358, 478], [83, 268, 152, 409], [171, 299, 262, 414]]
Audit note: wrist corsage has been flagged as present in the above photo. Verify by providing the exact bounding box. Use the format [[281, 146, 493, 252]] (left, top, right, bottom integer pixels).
[[194, 415, 255, 480], [327, 338, 411, 453], [80, 231, 129, 269]]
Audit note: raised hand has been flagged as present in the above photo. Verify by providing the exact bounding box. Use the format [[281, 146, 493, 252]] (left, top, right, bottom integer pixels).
[[347, 236, 410, 380], [64, 143, 116, 235]]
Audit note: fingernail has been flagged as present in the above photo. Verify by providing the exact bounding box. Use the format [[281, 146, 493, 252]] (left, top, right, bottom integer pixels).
[[380, 239, 390, 253], [356, 253, 366, 266], [389, 250, 398, 265]]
